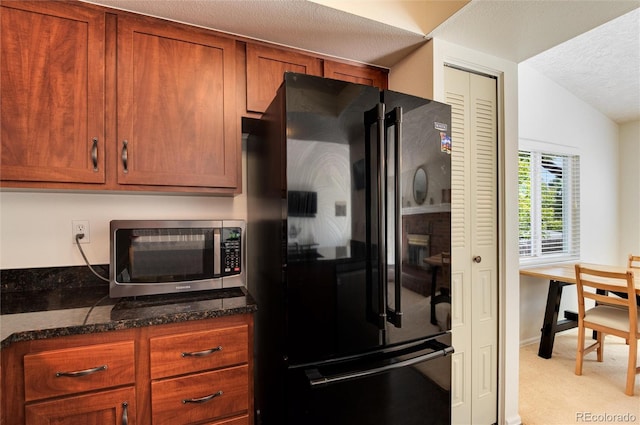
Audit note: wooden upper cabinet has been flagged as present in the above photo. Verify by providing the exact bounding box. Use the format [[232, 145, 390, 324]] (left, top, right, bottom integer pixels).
[[323, 60, 388, 90], [116, 15, 238, 190], [0, 1, 106, 184], [245, 44, 322, 113]]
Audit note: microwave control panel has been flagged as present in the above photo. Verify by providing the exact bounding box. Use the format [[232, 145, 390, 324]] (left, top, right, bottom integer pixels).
[[221, 227, 242, 276]]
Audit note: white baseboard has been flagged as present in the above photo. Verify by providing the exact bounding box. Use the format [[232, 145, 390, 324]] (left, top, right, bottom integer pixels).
[[504, 414, 523, 425], [519, 336, 539, 347]]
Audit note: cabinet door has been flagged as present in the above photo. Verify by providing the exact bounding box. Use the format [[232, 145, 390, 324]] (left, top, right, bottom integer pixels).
[[245, 44, 322, 113], [0, 1, 106, 184], [323, 60, 388, 90], [117, 15, 238, 190], [25, 387, 135, 425]]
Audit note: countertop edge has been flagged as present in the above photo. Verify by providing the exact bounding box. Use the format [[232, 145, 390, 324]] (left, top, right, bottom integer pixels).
[[1, 304, 258, 349]]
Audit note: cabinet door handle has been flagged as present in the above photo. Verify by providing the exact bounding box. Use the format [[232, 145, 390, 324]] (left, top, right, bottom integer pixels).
[[91, 138, 99, 171], [55, 364, 107, 378], [121, 140, 129, 173], [182, 390, 223, 404], [121, 402, 128, 425], [181, 345, 223, 357]]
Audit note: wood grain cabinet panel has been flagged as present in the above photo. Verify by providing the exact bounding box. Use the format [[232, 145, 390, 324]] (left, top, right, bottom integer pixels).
[[25, 387, 136, 425], [116, 15, 239, 190], [23, 341, 135, 401], [323, 60, 388, 90], [245, 43, 322, 113], [0, 1, 106, 184], [151, 365, 249, 425], [205, 415, 250, 425], [150, 324, 249, 379]]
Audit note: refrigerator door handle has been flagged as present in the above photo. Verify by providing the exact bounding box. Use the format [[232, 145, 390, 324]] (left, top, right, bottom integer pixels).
[[305, 343, 454, 387], [364, 103, 387, 329], [385, 106, 403, 328]]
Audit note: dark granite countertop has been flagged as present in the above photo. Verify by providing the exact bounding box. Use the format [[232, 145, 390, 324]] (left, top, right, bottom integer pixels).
[[0, 266, 257, 348]]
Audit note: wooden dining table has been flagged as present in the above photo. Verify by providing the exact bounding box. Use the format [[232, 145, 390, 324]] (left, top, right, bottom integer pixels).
[[519, 262, 640, 359]]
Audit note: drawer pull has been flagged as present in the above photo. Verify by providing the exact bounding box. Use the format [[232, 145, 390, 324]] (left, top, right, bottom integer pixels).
[[121, 140, 129, 173], [182, 390, 223, 404], [181, 345, 223, 358], [55, 364, 108, 378], [91, 137, 99, 171], [122, 402, 129, 425]]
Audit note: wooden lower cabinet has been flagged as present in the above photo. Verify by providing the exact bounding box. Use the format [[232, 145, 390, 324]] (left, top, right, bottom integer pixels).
[[25, 387, 135, 425], [151, 365, 249, 425], [205, 416, 249, 425], [1, 314, 254, 425]]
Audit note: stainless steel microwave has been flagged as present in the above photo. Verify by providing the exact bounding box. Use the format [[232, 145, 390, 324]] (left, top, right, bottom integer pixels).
[[109, 220, 245, 298]]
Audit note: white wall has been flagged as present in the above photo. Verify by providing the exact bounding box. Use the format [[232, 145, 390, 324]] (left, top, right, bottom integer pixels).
[[0, 141, 248, 270], [391, 39, 521, 425], [518, 63, 623, 344], [619, 120, 640, 258]]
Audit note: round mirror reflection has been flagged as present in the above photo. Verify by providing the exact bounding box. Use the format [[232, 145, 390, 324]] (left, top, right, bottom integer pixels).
[[413, 167, 427, 205]]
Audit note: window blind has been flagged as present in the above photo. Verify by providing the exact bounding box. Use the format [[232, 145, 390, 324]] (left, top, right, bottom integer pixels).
[[518, 150, 580, 263]]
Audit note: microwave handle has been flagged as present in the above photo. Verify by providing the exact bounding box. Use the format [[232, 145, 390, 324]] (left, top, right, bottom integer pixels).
[[214, 229, 221, 275]]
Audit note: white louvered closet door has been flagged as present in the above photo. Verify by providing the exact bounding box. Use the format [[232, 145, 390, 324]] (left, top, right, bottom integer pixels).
[[444, 66, 498, 425]]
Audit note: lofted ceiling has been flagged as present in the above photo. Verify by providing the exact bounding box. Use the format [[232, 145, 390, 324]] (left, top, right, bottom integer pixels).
[[84, 0, 640, 124], [429, 1, 640, 124]]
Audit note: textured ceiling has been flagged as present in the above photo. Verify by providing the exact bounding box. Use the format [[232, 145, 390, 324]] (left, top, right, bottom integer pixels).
[[524, 8, 640, 124], [82, 0, 435, 67], [83, 0, 640, 124], [430, 1, 640, 124]]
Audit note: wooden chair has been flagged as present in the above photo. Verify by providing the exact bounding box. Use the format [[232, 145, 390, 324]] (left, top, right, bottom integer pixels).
[[574, 264, 640, 396], [628, 255, 640, 306]]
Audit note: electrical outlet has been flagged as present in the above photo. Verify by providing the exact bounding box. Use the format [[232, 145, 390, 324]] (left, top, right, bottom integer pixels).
[[72, 220, 90, 244]]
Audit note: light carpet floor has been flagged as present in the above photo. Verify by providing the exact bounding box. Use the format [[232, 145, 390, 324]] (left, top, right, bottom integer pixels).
[[520, 329, 640, 425]]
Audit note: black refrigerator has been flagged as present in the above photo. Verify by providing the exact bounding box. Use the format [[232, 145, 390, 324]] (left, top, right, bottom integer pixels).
[[247, 73, 453, 425]]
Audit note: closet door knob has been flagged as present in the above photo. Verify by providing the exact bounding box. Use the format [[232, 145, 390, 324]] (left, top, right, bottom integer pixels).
[[473, 256, 482, 263]]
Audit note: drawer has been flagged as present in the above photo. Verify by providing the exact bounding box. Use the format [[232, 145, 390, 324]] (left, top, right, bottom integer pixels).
[[150, 324, 248, 379], [24, 341, 135, 402], [206, 415, 249, 425], [151, 364, 249, 425]]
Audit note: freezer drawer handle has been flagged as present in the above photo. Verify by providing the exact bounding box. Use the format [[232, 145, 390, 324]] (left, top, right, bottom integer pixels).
[[306, 344, 454, 387]]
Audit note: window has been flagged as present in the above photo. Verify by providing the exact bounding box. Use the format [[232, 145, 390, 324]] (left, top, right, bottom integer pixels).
[[518, 150, 580, 263]]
